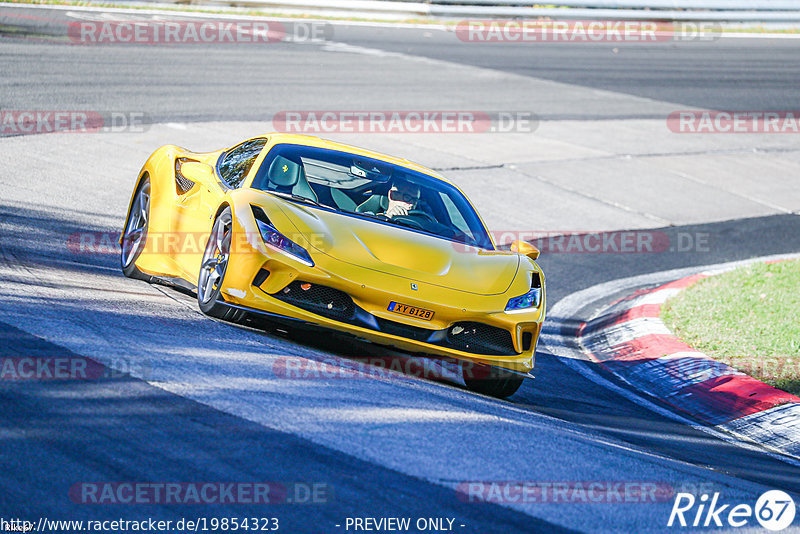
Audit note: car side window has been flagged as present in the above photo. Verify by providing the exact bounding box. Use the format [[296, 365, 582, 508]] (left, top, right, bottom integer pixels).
[[218, 138, 268, 188]]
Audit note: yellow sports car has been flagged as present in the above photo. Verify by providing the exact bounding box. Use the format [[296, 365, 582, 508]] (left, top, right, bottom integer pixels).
[[120, 133, 545, 397]]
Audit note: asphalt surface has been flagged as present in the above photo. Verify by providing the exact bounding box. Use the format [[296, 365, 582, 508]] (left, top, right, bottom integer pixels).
[[0, 322, 557, 533], [2, 8, 800, 120], [2, 4, 800, 533], [327, 26, 800, 116]]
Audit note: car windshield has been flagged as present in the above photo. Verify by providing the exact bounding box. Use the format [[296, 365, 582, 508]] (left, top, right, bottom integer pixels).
[[250, 143, 494, 250]]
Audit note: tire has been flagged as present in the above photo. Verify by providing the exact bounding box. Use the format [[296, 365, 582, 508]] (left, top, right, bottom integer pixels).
[[121, 177, 154, 282], [197, 207, 247, 323], [463, 364, 525, 399]]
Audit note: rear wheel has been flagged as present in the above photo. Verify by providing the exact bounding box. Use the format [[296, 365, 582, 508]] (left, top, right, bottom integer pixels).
[[121, 177, 154, 281], [197, 208, 247, 323], [463, 364, 525, 399]]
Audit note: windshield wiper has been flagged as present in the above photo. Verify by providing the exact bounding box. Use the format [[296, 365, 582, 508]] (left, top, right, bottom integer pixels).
[[269, 191, 322, 207]]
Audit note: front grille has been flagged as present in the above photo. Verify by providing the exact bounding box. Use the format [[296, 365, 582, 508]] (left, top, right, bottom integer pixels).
[[374, 316, 435, 342], [272, 281, 355, 321], [268, 282, 518, 357], [446, 321, 516, 356]]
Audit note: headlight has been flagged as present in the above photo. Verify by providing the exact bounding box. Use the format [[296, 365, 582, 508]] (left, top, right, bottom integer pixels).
[[252, 206, 314, 267], [505, 288, 541, 311]]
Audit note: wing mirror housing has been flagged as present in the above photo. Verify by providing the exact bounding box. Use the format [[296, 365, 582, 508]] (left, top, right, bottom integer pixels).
[[511, 240, 540, 260]]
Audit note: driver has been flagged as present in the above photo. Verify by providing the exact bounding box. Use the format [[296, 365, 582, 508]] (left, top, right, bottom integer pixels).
[[384, 180, 421, 219]]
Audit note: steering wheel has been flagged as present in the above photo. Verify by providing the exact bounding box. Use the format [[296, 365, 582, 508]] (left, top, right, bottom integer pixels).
[[405, 210, 437, 223], [391, 215, 425, 229]]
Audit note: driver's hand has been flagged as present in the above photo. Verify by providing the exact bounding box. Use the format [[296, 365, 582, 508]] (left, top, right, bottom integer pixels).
[[385, 204, 409, 218]]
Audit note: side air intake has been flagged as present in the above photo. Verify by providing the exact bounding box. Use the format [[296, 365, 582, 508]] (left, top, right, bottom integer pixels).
[[174, 157, 198, 194]]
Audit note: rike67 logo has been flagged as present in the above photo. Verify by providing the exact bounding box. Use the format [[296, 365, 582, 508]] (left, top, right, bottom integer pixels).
[[668, 490, 796, 530]]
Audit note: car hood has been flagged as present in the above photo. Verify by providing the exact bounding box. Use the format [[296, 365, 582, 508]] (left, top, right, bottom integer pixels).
[[275, 201, 519, 295]]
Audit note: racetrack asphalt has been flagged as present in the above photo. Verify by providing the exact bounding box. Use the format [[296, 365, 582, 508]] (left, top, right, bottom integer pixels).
[[1, 5, 800, 532]]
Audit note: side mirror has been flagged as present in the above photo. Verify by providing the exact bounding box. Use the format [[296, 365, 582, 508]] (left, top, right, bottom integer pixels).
[[510, 240, 540, 260], [180, 161, 216, 186]]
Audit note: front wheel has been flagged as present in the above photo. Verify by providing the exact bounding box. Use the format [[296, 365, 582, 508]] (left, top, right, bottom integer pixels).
[[121, 177, 153, 281], [197, 208, 246, 323], [463, 364, 525, 399]]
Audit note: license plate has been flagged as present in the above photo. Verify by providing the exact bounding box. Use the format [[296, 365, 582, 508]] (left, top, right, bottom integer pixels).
[[388, 301, 435, 321]]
